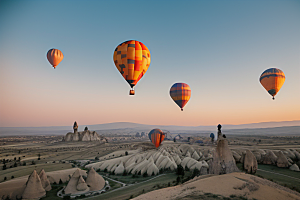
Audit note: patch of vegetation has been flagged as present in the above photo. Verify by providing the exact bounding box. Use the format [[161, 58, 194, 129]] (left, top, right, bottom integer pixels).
[[254, 164, 300, 193]]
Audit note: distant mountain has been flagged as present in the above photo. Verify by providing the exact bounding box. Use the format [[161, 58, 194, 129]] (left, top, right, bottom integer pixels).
[[0, 120, 299, 136]]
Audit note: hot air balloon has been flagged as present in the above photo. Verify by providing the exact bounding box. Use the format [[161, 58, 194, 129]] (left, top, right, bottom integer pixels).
[[47, 49, 64, 69], [260, 68, 285, 100], [148, 129, 165, 148], [170, 83, 191, 111], [113, 40, 151, 95]]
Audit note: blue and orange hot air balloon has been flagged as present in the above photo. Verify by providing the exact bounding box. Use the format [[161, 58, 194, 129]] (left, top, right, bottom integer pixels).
[[170, 83, 191, 111], [148, 129, 165, 148], [47, 49, 64, 69], [260, 68, 285, 100], [113, 40, 151, 95]]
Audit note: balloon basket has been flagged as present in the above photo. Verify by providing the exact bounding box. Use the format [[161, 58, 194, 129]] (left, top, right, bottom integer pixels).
[[129, 90, 135, 95]]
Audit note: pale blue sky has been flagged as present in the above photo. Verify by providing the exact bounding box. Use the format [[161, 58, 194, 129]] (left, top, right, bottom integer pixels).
[[0, 0, 299, 127]]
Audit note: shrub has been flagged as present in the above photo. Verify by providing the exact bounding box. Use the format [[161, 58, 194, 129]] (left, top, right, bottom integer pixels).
[[59, 179, 63, 184], [2, 164, 7, 170], [11, 176, 14, 179], [176, 165, 184, 176], [4, 177, 7, 181], [125, 151, 128, 156]]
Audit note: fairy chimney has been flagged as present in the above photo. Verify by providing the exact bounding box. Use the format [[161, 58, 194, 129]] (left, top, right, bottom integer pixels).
[[73, 121, 78, 134]]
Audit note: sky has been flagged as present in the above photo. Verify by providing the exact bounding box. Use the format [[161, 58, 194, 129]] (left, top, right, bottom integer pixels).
[[0, 0, 299, 127]]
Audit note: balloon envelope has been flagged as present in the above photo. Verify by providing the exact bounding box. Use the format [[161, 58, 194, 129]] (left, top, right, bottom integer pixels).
[[148, 129, 165, 148], [170, 83, 191, 111], [47, 49, 64, 69], [260, 68, 285, 99], [113, 40, 151, 95]]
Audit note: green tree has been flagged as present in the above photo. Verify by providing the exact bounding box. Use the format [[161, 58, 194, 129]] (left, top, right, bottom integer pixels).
[[2, 164, 6, 170], [176, 165, 184, 176]]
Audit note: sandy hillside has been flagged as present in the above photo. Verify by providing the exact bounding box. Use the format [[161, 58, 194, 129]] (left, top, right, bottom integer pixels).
[[133, 172, 300, 200]]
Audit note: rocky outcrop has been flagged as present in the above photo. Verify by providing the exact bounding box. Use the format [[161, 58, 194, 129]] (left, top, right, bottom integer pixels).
[[39, 169, 51, 191], [76, 176, 88, 191], [244, 150, 258, 174], [209, 138, 239, 175], [289, 164, 300, 171], [64, 129, 107, 142], [262, 150, 277, 165], [22, 170, 46, 200], [277, 151, 290, 168], [232, 151, 241, 163], [85, 168, 105, 191], [63, 122, 107, 142]]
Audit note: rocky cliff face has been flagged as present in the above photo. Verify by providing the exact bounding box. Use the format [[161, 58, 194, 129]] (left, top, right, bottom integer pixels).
[[64, 130, 107, 142]]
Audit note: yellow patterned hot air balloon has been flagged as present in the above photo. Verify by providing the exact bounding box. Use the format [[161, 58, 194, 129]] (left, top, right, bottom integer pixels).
[[47, 49, 64, 69], [170, 83, 191, 111], [113, 40, 151, 95], [260, 68, 285, 100]]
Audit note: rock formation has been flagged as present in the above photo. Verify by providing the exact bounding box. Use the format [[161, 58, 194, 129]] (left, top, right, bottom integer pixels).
[[73, 121, 78, 133], [217, 124, 222, 140], [276, 151, 290, 168], [76, 176, 88, 191], [232, 151, 241, 163], [64, 123, 107, 142], [244, 150, 258, 174], [39, 169, 51, 191], [85, 168, 105, 191], [209, 138, 239, 175], [22, 170, 46, 200], [64, 169, 89, 194], [289, 164, 300, 171], [114, 162, 125, 175], [262, 150, 277, 165]]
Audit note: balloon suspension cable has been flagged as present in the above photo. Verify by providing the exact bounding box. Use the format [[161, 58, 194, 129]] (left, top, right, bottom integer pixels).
[[181, 108, 183, 111]]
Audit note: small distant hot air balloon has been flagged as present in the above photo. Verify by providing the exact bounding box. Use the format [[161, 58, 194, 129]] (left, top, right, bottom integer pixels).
[[113, 40, 151, 95], [260, 68, 285, 100], [170, 83, 191, 111], [148, 129, 165, 148], [210, 133, 215, 143], [47, 49, 64, 69]]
